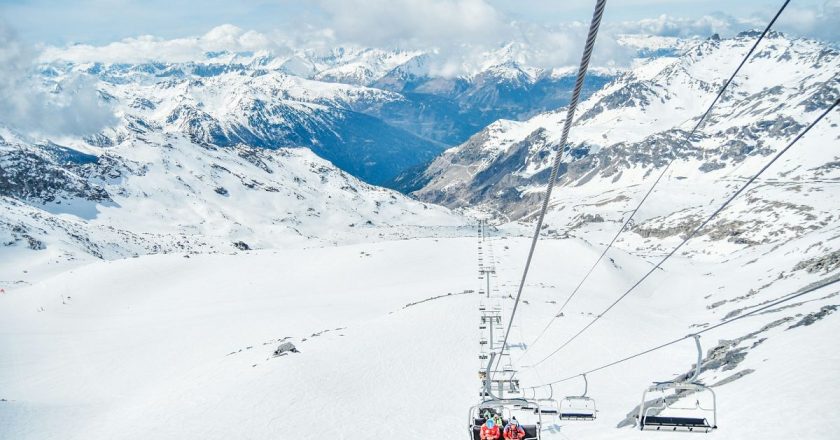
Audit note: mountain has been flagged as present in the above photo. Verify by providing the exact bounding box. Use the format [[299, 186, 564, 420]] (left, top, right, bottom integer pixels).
[[3, 30, 840, 440], [0, 124, 466, 283], [63, 64, 448, 186], [411, 31, 840, 240], [366, 53, 615, 150], [38, 39, 648, 187]]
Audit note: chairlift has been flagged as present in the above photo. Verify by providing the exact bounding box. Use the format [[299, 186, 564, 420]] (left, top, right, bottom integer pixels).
[[518, 388, 538, 411], [469, 402, 541, 440], [637, 335, 717, 432], [530, 384, 560, 416], [469, 353, 542, 440], [559, 374, 597, 420]]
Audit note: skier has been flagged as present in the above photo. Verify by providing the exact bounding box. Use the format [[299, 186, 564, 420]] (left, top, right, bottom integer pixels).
[[503, 418, 526, 440], [493, 414, 504, 429], [480, 418, 501, 440]]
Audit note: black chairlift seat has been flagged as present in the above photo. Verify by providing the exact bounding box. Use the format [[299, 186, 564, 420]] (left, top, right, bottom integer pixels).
[[641, 415, 713, 432], [522, 424, 539, 439], [559, 412, 595, 420]]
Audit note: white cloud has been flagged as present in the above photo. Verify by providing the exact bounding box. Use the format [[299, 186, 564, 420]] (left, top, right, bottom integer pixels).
[[613, 14, 759, 39], [40, 24, 289, 64], [0, 23, 116, 137], [775, 0, 840, 42], [27, 2, 840, 80], [314, 0, 506, 47]]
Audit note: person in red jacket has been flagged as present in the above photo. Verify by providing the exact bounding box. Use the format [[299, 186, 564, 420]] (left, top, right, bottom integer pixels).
[[480, 418, 501, 440], [503, 418, 526, 440]]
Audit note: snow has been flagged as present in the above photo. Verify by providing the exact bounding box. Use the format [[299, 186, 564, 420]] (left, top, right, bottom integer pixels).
[[0, 238, 479, 439], [2, 215, 839, 439], [2, 28, 839, 440]]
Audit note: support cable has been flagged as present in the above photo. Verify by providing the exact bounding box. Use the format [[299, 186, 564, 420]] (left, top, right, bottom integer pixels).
[[492, 0, 608, 377], [524, 274, 840, 390], [519, 0, 793, 361], [531, 96, 839, 368]]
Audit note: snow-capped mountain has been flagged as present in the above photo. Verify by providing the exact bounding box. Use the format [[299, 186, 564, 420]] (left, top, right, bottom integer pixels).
[[50, 63, 445, 186], [411, 31, 840, 249], [3, 26, 840, 440], [37, 38, 642, 187], [0, 124, 466, 284]]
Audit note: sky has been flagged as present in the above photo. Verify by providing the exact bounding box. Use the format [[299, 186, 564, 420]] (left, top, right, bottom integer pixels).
[[0, 0, 837, 46], [0, 0, 836, 139], [0, 0, 840, 141]]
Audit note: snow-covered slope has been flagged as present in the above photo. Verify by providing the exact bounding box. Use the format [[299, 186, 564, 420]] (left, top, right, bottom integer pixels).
[[0, 125, 466, 285], [1, 227, 837, 439]]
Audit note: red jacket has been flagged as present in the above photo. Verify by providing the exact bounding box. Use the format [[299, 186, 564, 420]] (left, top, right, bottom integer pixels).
[[503, 424, 526, 439], [480, 424, 501, 440]]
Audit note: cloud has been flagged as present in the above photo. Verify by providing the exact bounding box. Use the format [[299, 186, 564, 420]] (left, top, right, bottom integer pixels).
[[775, 0, 840, 42], [0, 23, 116, 137], [313, 0, 506, 47], [27, 2, 840, 81], [615, 14, 758, 38], [611, 2, 840, 42], [40, 24, 289, 64]]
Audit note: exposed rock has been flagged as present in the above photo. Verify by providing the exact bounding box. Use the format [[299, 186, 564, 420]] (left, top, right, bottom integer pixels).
[[788, 305, 839, 329], [273, 342, 299, 356], [793, 250, 840, 274]]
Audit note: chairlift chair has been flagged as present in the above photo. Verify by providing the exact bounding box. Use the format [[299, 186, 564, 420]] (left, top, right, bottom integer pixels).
[[637, 335, 717, 433], [469, 402, 542, 440], [518, 388, 539, 411], [470, 360, 543, 440], [529, 384, 560, 416], [559, 374, 597, 420]]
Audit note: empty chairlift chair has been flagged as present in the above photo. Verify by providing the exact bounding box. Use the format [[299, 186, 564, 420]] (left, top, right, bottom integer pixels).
[[559, 374, 597, 420], [525, 386, 558, 416], [517, 389, 538, 411], [637, 335, 717, 433]]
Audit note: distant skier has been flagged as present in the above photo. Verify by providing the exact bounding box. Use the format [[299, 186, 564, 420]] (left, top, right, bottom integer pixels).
[[503, 418, 526, 440], [480, 418, 501, 440]]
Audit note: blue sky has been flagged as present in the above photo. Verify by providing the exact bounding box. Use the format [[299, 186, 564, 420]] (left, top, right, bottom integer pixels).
[[0, 0, 837, 46]]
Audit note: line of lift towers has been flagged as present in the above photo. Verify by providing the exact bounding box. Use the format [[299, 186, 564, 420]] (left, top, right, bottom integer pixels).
[[468, 220, 715, 439], [469, 219, 551, 440]]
